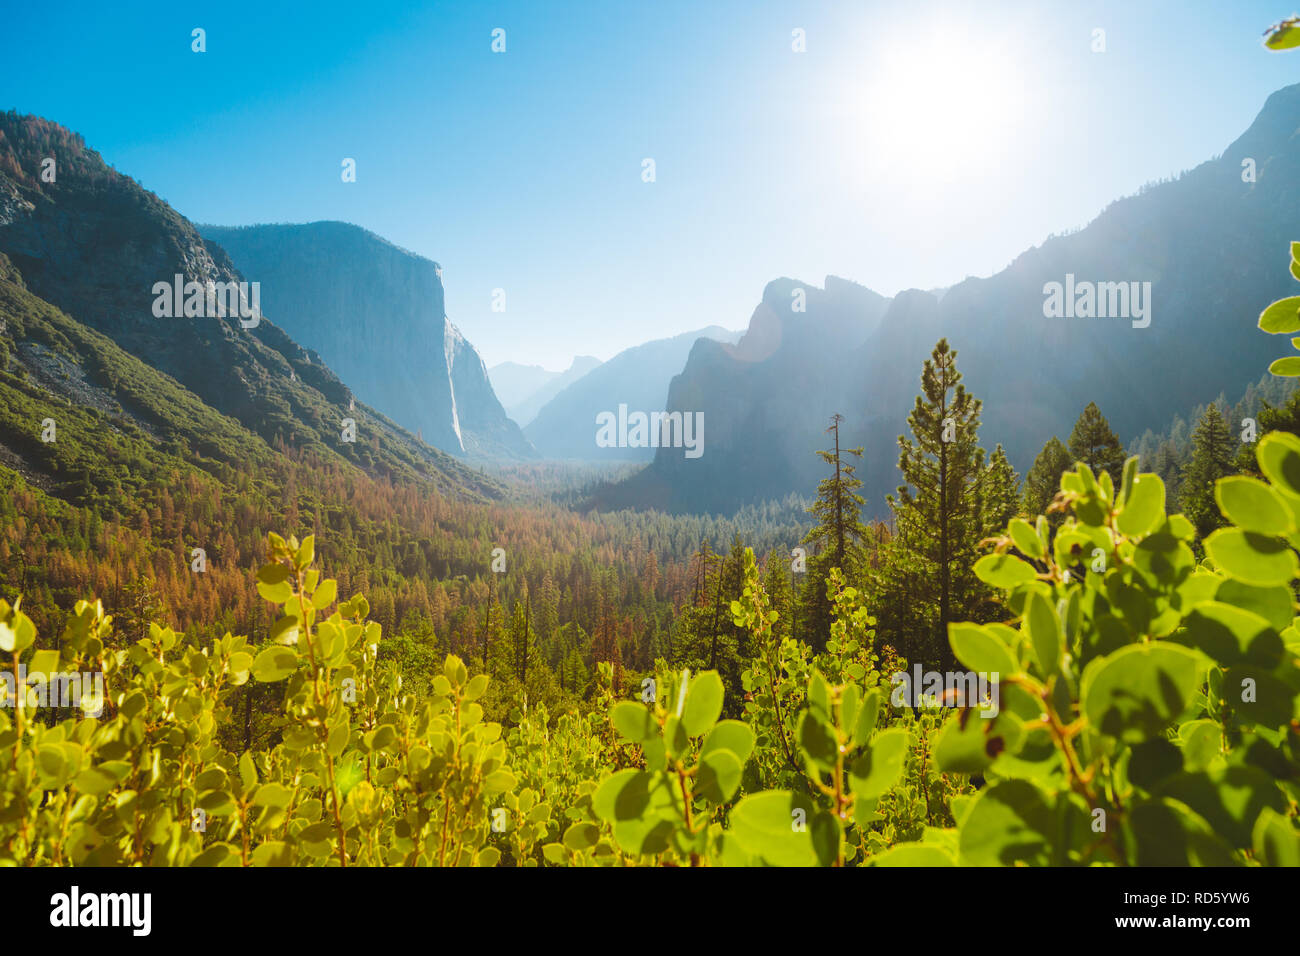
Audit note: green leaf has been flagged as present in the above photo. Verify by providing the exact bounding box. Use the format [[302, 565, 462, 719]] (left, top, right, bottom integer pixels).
[[851, 688, 882, 749], [296, 535, 315, 569], [848, 728, 909, 803], [1174, 602, 1283, 668], [1127, 799, 1239, 866], [1008, 518, 1043, 560], [1116, 474, 1164, 537], [681, 671, 723, 737], [701, 720, 755, 766], [1204, 528, 1298, 587], [1179, 720, 1224, 773], [729, 791, 827, 867], [1127, 738, 1184, 790], [1156, 767, 1288, 848], [1216, 476, 1294, 534], [958, 779, 1054, 866], [256, 563, 294, 604], [1082, 643, 1204, 742], [562, 821, 600, 851], [463, 673, 489, 701], [973, 554, 1037, 589], [542, 843, 568, 864], [1269, 356, 1300, 377], [1266, 24, 1300, 50], [869, 844, 955, 866], [1259, 295, 1300, 333], [250, 646, 298, 682], [797, 711, 839, 772], [310, 578, 338, 610], [934, 709, 1025, 774], [1257, 431, 1300, 497], [611, 702, 657, 744], [1024, 591, 1061, 675], [1253, 807, 1300, 867], [1215, 579, 1296, 631], [592, 770, 677, 856], [252, 783, 293, 809], [695, 748, 743, 805], [948, 623, 1018, 678], [251, 841, 294, 866]]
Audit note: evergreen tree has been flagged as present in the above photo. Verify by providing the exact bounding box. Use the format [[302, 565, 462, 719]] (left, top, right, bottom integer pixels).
[[875, 339, 988, 667], [1180, 402, 1237, 539], [508, 596, 538, 684], [1022, 436, 1071, 518], [980, 444, 1021, 532], [803, 414, 868, 575], [1068, 402, 1126, 484], [799, 414, 867, 650]]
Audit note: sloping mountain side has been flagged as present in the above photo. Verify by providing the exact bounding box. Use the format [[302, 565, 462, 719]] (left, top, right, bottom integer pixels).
[[605, 83, 1300, 515], [523, 324, 757, 461], [201, 222, 534, 460], [0, 113, 495, 492], [496, 354, 602, 427], [0, 251, 503, 511]]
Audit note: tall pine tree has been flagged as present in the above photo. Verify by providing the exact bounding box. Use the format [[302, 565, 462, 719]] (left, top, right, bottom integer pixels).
[[1179, 402, 1236, 539], [799, 414, 867, 650], [873, 339, 989, 668], [1067, 402, 1126, 485]]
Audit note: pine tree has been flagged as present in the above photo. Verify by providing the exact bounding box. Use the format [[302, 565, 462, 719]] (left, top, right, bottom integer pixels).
[[508, 596, 538, 684], [1068, 402, 1126, 484], [980, 444, 1021, 532], [1179, 402, 1236, 539], [876, 339, 988, 667], [799, 414, 868, 650], [803, 414, 868, 575], [1022, 436, 1071, 518]]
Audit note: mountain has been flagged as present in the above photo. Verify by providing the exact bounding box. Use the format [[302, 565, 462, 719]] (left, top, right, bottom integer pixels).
[[524, 327, 745, 460], [489, 361, 561, 411], [491, 354, 602, 427], [0, 112, 501, 501], [199, 222, 534, 460], [603, 84, 1300, 515]]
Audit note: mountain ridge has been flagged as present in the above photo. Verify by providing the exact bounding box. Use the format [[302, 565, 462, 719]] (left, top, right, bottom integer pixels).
[[602, 83, 1300, 515]]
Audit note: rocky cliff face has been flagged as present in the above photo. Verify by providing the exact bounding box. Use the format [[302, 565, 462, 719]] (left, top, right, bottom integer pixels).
[[201, 222, 535, 460], [0, 113, 498, 495]]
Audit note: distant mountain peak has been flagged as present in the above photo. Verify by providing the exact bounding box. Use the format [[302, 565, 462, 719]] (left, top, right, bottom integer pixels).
[[202, 221, 535, 460]]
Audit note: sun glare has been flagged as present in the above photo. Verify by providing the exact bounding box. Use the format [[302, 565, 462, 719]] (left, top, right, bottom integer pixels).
[[858, 30, 1026, 179]]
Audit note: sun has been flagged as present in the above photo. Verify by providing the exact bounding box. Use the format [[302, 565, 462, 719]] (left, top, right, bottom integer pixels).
[[856, 28, 1027, 179]]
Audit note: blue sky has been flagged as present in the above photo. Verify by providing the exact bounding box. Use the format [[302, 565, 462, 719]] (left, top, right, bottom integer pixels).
[[5, 1, 1300, 369]]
